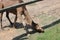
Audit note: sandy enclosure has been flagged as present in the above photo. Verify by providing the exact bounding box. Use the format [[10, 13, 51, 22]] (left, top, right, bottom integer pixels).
[[0, 0, 60, 40]]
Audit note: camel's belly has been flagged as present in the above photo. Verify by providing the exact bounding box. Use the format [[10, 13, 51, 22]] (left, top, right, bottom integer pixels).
[[0, 2, 2, 9], [3, 1, 18, 7], [2, 0, 23, 7]]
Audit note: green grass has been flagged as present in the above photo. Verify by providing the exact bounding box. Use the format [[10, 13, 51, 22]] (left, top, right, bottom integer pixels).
[[29, 23, 60, 40]]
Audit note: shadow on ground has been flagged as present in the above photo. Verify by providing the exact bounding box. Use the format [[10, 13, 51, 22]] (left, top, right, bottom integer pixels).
[[3, 22, 24, 29], [12, 31, 38, 40], [12, 33, 28, 40]]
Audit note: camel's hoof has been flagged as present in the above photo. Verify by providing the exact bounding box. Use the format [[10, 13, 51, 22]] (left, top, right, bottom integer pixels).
[[10, 23, 13, 25], [26, 34, 30, 37], [37, 29, 44, 33], [37, 27, 44, 33]]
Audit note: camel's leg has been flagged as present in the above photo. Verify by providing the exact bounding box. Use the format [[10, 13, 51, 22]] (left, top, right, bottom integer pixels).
[[17, 8, 23, 23], [21, 14, 30, 36], [0, 13, 1, 29], [0, 2, 3, 30], [0, 13, 1, 30], [16, 7, 26, 29], [13, 11, 17, 28], [0, 12, 3, 30], [19, 7, 32, 36], [17, 7, 30, 35], [6, 11, 13, 26], [23, 7, 32, 25], [17, 7, 26, 28]]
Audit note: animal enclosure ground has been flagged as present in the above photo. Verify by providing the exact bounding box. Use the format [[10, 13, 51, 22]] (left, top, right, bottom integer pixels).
[[0, 0, 60, 40]]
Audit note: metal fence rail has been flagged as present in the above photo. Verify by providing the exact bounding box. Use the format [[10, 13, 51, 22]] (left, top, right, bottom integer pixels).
[[0, 0, 42, 12]]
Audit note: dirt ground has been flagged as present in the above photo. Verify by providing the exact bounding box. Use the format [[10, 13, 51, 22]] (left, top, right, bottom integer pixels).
[[0, 0, 60, 40]]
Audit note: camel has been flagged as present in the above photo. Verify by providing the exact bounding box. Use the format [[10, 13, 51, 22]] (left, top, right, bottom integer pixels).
[[0, 0, 44, 33]]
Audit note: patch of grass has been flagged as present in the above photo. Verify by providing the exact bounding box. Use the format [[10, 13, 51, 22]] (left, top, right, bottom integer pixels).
[[37, 23, 60, 40]]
